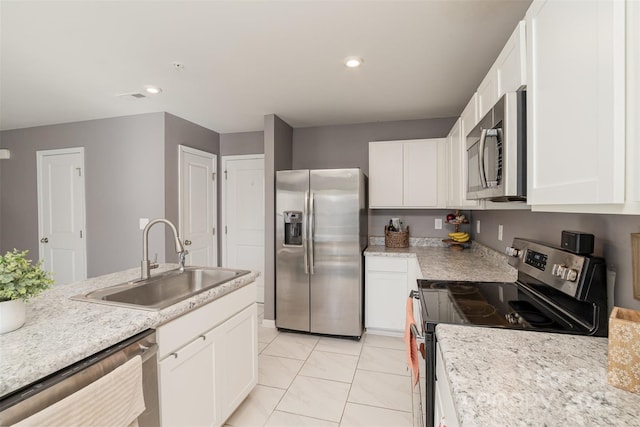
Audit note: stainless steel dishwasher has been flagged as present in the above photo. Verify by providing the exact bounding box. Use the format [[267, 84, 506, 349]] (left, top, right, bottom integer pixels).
[[0, 329, 159, 426]]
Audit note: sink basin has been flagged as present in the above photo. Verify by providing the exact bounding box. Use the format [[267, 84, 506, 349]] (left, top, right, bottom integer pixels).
[[72, 267, 250, 310]]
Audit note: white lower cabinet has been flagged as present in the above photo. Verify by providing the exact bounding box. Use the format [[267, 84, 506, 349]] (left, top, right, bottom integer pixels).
[[435, 342, 460, 427], [365, 256, 420, 335], [158, 282, 257, 427]]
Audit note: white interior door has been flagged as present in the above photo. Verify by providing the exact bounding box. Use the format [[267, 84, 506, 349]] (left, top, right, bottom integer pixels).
[[222, 155, 265, 303], [37, 147, 87, 285], [179, 145, 217, 267]]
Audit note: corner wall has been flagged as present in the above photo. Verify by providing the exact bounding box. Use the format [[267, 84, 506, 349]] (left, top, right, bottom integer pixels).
[[264, 114, 293, 321]]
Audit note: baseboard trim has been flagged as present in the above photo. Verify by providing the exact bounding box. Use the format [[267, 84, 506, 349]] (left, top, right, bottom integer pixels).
[[261, 319, 276, 328]]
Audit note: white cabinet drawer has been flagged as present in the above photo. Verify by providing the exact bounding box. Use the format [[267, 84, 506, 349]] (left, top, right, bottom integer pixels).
[[366, 257, 408, 273], [157, 282, 256, 359]]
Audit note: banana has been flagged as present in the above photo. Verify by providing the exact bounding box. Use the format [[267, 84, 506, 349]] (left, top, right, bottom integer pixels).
[[452, 235, 470, 243], [448, 232, 467, 238]]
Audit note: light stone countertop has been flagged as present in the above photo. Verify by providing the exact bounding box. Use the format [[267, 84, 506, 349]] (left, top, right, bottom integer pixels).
[[0, 264, 259, 398], [365, 242, 517, 283], [436, 324, 640, 426]]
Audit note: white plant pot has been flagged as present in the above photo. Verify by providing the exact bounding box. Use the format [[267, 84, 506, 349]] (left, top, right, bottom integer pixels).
[[0, 299, 26, 334]]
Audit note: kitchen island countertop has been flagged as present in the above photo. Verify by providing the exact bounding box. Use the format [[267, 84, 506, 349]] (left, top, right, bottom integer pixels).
[[365, 243, 517, 283], [0, 264, 259, 398], [436, 324, 640, 426]]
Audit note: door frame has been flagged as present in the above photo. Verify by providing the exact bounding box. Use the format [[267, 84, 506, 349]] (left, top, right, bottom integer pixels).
[[178, 145, 218, 266], [36, 146, 87, 280], [220, 154, 265, 267]]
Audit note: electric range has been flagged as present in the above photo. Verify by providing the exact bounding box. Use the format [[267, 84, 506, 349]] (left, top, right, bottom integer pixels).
[[411, 237, 608, 427]]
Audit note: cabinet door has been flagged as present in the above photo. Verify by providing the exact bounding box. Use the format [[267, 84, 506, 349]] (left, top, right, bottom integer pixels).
[[365, 271, 407, 332], [404, 139, 446, 208], [460, 94, 478, 137], [404, 140, 437, 207], [526, 0, 625, 205], [477, 64, 498, 119], [369, 141, 403, 207], [446, 120, 479, 209], [496, 21, 526, 95], [159, 334, 216, 427], [214, 304, 258, 425]]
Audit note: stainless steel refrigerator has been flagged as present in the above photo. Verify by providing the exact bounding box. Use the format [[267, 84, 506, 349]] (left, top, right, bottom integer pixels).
[[276, 168, 367, 338]]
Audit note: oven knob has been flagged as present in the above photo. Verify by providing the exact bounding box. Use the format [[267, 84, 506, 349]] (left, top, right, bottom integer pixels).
[[552, 264, 563, 277], [563, 268, 579, 282], [505, 247, 520, 257]]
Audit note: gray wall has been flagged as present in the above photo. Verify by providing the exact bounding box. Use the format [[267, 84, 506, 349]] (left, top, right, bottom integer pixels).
[[292, 117, 456, 175], [471, 209, 640, 311], [293, 117, 457, 237], [220, 131, 264, 156], [0, 113, 166, 278], [164, 113, 220, 262], [264, 114, 293, 321]]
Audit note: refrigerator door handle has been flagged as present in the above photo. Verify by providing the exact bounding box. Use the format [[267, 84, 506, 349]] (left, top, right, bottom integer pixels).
[[309, 191, 315, 275], [303, 191, 309, 275]]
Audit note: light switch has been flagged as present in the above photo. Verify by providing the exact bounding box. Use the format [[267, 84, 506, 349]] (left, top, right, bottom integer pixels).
[[139, 218, 149, 230], [476, 220, 481, 234], [498, 224, 504, 241], [435, 218, 443, 230]]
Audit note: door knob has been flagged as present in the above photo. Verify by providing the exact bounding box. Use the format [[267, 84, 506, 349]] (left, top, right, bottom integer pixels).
[[40, 237, 49, 243], [184, 240, 192, 246]]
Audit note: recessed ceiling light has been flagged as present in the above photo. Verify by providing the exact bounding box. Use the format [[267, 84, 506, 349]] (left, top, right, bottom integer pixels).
[[144, 85, 162, 95], [344, 56, 364, 68]]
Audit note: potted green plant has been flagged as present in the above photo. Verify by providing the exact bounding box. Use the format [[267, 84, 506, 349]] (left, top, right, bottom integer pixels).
[[0, 249, 54, 334]]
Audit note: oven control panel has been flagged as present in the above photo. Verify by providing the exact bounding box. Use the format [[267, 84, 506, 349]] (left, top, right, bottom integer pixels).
[[508, 238, 586, 299], [525, 250, 548, 271]]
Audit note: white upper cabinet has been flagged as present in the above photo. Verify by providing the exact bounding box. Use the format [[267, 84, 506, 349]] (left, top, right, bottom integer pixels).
[[477, 63, 498, 120], [446, 118, 479, 209], [526, 0, 626, 206], [496, 21, 527, 95], [369, 139, 446, 209], [460, 93, 478, 137]]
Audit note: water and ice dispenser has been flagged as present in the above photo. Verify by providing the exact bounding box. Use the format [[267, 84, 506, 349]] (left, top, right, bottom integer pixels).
[[283, 211, 303, 246]]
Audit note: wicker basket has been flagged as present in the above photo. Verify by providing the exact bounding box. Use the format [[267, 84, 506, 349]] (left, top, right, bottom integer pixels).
[[608, 306, 640, 393], [385, 226, 409, 248]]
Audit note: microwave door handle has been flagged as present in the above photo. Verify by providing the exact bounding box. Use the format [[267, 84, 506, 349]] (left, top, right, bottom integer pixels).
[[303, 191, 309, 275], [478, 128, 488, 188]]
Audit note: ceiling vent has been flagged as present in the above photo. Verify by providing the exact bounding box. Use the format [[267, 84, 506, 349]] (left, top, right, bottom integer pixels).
[[116, 92, 147, 100]]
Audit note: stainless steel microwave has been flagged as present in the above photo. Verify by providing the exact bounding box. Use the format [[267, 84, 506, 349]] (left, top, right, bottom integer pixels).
[[466, 91, 527, 202]]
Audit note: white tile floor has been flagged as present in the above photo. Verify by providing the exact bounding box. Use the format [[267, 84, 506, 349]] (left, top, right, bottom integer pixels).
[[224, 304, 414, 427]]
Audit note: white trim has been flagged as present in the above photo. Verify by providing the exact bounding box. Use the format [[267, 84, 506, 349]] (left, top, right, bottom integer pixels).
[[220, 154, 265, 266], [178, 145, 218, 266], [36, 147, 87, 280], [261, 319, 276, 328]]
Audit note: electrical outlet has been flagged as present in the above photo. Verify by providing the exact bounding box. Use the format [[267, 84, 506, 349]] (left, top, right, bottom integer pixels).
[[139, 218, 149, 230], [476, 220, 481, 234], [435, 218, 443, 230], [498, 224, 504, 241]]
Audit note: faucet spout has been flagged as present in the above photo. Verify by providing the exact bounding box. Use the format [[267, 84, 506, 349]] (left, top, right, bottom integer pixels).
[[141, 218, 185, 280]]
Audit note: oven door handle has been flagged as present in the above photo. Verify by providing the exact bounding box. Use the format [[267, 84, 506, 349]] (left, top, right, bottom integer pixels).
[[410, 323, 424, 342], [408, 290, 425, 342]]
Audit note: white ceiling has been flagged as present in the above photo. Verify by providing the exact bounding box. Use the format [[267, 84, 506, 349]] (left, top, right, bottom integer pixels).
[[0, 0, 531, 133]]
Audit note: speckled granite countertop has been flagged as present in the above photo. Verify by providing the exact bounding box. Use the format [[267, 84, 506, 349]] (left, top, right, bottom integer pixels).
[[436, 324, 640, 426], [0, 264, 259, 398], [365, 241, 517, 283]]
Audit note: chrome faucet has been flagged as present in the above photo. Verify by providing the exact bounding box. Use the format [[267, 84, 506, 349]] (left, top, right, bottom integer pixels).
[[141, 219, 185, 280]]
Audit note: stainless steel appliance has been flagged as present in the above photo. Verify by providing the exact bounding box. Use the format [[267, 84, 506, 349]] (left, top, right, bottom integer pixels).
[[276, 168, 367, 338], [467, 91, 527, 201], [0, 329, 159, 426], [412, 238, 607, 427]]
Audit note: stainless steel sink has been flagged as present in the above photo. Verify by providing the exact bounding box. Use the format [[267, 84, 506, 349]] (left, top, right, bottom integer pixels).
[[72, 267, 250, 310]]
